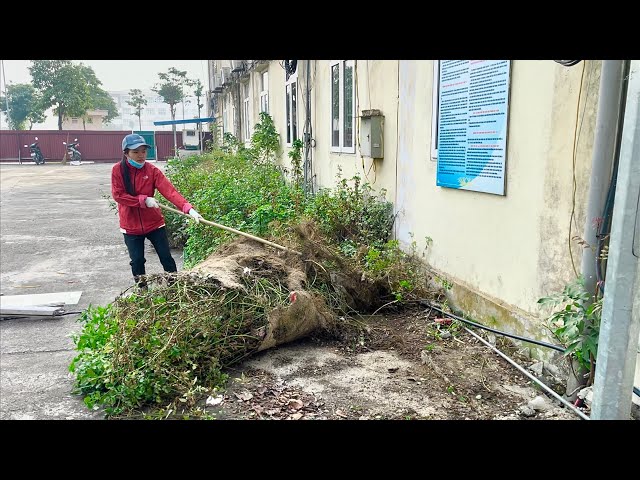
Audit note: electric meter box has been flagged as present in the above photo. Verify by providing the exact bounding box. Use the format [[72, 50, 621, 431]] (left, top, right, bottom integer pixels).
[[360, 109, 384, 159]]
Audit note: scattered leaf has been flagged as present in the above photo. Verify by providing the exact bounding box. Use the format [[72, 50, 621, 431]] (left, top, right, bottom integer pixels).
[[235, 390, 253, 401], [288, 399, 304, 410]]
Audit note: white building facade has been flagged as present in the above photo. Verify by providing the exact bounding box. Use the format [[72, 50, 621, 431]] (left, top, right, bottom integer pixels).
[[108, 90, 201, 132]]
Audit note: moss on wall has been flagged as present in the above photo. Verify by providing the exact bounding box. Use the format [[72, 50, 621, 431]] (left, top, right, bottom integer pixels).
[[433, 271, 563, 364]]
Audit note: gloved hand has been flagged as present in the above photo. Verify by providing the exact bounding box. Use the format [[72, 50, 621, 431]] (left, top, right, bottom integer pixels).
[[188, 208, 203, 223], [145, 197, 160, 208]]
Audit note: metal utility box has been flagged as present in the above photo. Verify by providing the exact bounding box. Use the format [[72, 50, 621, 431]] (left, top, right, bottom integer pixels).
[[182, 129, 199, 150], [360, 109, 384, 159]]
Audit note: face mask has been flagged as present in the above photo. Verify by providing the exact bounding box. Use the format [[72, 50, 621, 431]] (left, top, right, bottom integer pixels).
[[127, 158, 144, 169]]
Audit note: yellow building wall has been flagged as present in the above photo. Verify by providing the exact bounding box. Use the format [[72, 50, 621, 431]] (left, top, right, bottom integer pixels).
[[218, 59, 599, 324], [390, 60, 598, 317], [61, 110, 109, 130]]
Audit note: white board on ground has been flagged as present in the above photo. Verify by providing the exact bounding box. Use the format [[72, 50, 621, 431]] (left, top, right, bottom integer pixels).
[[0, 291, 82, 308]]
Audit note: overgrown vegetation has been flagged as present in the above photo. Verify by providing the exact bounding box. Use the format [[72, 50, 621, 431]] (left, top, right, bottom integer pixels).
[[70, 273, 289, 418], [538, 276, 602, 380], [77, 113, 437, 418]]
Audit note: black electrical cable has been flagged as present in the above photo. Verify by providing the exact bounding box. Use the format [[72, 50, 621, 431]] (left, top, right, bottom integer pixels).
[[418, 300, 566, 352], [555, 60, 582, 67], [595, 158, 619, 294], [420, 299, 640, 400]]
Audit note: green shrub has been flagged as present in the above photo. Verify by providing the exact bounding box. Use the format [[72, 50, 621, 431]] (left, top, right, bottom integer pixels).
[[538, 277, 601, 373], [305, 172, 394, 250]]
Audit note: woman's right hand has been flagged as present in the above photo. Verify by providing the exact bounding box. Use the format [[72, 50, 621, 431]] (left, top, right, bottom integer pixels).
[[144, 197, 160, 208]]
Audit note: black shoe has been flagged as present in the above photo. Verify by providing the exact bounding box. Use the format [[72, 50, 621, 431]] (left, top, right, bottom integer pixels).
[[134, 275, 148, 292]]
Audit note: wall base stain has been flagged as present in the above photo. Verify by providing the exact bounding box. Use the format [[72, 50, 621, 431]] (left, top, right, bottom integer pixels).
[[430, 268, 564, 364]]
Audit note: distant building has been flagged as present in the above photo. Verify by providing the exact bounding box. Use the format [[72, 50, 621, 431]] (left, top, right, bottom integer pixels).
[[1, 90, 203, 132], [107, 90, 202, 132], [62, 109, 110, 130]]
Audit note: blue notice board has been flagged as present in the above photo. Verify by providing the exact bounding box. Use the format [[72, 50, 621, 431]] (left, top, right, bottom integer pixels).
[[436, 60, 511, 195]]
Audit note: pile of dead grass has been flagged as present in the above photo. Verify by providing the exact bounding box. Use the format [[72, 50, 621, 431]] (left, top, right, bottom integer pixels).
[[294, 220, 440, 312], [73, 270, 289, 417], [71, 221, 441, 418]]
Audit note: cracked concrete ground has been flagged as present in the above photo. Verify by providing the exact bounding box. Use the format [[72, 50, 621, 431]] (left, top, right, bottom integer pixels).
[[1, 162, 183, 420], [0, 162, 600, 422]]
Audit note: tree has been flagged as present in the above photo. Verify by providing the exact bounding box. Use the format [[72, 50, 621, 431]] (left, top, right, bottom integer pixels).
[[80, 64, 118, 127], [29, 60, 115, 131], [89, 88, 118, 127], [127, 89, 147, 131], [29, 60, 89, 130], [192, 79, 205, 148], [65, 64, 117, 130], [193, 79, 204, 119], [152, 67, 192, 155], [0, 83, 46, 130]]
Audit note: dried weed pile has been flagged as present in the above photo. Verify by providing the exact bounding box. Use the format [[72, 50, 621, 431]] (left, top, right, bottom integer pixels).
[[71, 222, 440, 418]]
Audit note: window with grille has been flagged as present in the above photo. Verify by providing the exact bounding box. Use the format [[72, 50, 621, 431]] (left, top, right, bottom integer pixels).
[[330, 60, 355, 153], [260, 71, 269, 114], [285, 65, 298, 145]]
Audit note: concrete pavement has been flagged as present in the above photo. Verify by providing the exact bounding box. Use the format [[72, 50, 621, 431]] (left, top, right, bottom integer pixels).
[[0, 162, 183, 419]]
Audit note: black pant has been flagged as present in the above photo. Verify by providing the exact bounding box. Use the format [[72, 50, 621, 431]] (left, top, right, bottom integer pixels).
[[123, 227, 177, 279]]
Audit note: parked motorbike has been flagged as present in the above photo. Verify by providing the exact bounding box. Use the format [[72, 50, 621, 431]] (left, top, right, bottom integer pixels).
[[63, 139, 82, 165], [23, 137, 45, 165]]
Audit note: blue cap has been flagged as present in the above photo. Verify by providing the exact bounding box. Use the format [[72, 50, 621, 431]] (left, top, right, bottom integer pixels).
[[122, 133, 151, 151]]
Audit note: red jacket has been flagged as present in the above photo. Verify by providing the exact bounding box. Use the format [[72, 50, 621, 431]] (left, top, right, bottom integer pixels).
[[111, 161, 193, 235]]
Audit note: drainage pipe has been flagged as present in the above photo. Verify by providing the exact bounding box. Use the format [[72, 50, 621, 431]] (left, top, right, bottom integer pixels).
[[419, 301, 565, 352], [591, 60, 640, 419], [463, 326, 590, 420], [580, 60, 626, 296], [419, 299, 640, 405]]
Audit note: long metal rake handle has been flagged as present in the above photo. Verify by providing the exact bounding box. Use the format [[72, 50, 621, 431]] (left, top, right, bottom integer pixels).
[[159, 203, 302, 256]]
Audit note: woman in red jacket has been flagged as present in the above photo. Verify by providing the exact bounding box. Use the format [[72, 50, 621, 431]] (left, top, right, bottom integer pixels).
[[111, 133, 202, 289]]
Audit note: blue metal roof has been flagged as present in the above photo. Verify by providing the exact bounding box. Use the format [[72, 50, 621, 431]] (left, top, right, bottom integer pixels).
[[153, 117, 215, 126]]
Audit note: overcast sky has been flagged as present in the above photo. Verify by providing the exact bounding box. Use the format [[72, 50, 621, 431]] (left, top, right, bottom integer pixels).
[[1, 60, 208, 92], [1, 60, 208, 128]]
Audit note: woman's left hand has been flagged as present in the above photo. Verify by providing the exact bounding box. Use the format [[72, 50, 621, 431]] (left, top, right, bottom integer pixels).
[[188, 208, 203, 223]]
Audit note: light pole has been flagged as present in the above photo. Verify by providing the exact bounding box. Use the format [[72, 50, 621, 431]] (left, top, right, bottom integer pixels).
[[1, 59, 10, 130]]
